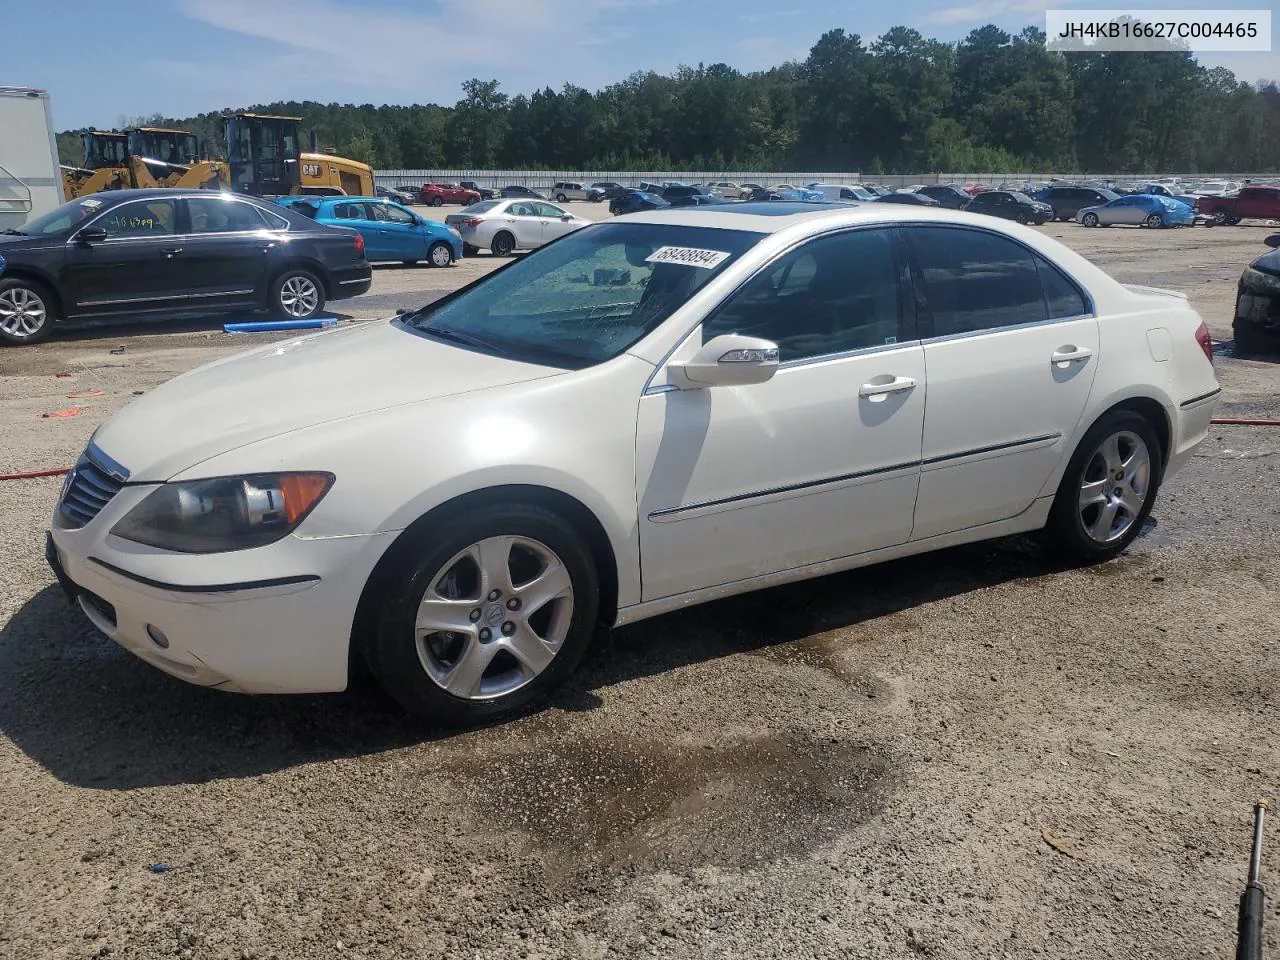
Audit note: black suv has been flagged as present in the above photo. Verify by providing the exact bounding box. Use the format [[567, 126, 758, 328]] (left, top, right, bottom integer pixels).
[[1039, 185, 1119, 221], [915, 184, 971, 209], [0, 189, 371, 345]]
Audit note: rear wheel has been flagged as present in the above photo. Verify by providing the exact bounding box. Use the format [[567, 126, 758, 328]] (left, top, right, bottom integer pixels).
[[1146, 213, 1164, 228], [0, 278, 57, 346], [270, 269, 325, 320], [364, 503, 600, 725], [555, 193, 567, 202], [430, 196, 443, 207], [1082, 212, 1099, 227], [491, 231, 516, 257], [1046, 410, 1162, 562], [1212, 207, 1230, 225], [427, 241, 453, 268]]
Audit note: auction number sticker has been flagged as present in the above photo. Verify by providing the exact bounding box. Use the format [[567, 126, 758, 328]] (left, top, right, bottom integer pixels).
[[645, 246, 730, 269]]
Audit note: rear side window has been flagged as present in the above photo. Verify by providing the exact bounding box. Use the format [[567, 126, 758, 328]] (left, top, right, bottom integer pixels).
[[905, 227, 1047, 336], [1035, 256, 1089, 319], [333, 202, 364, 220]]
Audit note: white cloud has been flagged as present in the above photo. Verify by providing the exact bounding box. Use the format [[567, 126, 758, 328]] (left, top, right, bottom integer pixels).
[[919, 0, 1052, 27]]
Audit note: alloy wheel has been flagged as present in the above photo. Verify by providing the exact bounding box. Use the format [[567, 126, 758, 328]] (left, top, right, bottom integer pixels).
[[1146, 213, 1163, 228], [414, 535, 574, 700], [279, 275, 319, 318], [1077, 430, 1151, 544], [1083, 213, 1098, 227], [0, 286, 48, 339]]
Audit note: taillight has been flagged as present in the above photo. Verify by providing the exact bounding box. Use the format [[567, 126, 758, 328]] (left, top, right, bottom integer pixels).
[[353, 233, 365, 255], [1194, 321, 1213, 365], [461, 218, 482, 227]]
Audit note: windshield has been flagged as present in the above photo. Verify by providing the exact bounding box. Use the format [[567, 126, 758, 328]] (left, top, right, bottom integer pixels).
[[11, 197, 104, 236], [404, 222, 764, 369], [83, 135, 128, 169]]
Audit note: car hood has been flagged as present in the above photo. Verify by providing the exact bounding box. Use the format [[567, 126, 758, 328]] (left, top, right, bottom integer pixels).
[[93, 320, 567, 482], [1250, 245, 1280, 277]]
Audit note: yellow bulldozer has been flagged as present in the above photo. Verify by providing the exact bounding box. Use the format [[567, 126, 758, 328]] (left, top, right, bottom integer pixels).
[[225, 113, 374, 197], [61, 128, 230, 199]]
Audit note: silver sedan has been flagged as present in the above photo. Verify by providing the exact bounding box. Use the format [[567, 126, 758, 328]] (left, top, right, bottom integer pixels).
[[444, 199, 592, 257]]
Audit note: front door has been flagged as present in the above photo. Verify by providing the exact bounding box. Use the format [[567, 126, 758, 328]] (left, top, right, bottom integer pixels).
[[635, 227, 927, 600], [902, 225, 1099, 540], [179, 196, 276, 303], [535, 202, 576, 244], [369, 201, 424, 261], [503, 202, 543, 249], [62, 197, 184, 315]]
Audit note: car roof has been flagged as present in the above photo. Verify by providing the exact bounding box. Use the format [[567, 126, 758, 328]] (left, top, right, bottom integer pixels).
[[624, 201, 1088, 233]]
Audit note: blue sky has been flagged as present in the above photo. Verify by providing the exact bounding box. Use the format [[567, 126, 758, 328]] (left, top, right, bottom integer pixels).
[[5, 0, 1276, 129]]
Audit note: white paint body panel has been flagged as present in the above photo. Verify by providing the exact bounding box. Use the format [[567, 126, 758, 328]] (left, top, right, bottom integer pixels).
[[49, 204, 1220, 694]]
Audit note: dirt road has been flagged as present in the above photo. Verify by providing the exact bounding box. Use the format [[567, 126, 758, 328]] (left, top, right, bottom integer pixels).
[[1, 213, 1277, 959]]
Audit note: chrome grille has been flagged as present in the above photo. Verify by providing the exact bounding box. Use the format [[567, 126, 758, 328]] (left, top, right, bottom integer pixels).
[[59, 445, 128, 529]]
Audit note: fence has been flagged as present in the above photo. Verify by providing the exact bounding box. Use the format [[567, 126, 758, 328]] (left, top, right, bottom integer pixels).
[[376, 169, 1280, 190]]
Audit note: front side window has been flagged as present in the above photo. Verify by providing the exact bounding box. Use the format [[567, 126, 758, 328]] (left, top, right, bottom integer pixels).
[[188, 197, 269, 233], [702, 228, 905, 362], [405, 222, 763, 369], [535, 202, 566, 219], [905, 226, 1047, 336], [379, 204, 416, 224], [96, 200, 178, 237]]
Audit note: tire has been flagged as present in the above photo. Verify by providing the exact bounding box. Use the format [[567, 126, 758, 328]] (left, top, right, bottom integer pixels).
[[462, 243, 479, 257], [270, 269, 325, 321], [1227, 217, 1241, 226], [1233, 319, 1280, 356], [1045, 410, 1163, 562], [1082, 213, 1099, 227], [430, 196, 443, 207], [0, 277, 57, 346], [555, 193, 567, 203], [1146, 213, 1164, 228], [427, 241, 453, 268], [364, 502, 600, 725], [1212, 207, 1230, 225], [1015, 212, 1029, 225], [490, 231, 516, 257]]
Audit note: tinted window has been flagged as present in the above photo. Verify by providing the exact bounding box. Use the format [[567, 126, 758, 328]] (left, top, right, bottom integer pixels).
[[906, 227, 1047, 336], [703, 228, 904, 362], [96, 199, 177, 237], [188, 197, 267, 233], [1035, 255, 1089, 319], [333, 202, 365, 220]]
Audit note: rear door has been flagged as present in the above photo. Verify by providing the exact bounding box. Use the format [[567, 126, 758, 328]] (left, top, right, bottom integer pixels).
[[61, 197, 185, 314], [331, 200, 382, 258], [178, 196, 278, 303], [904, 225, 1098, 539]]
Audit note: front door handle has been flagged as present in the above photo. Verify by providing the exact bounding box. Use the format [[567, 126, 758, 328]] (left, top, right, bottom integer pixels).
[[859, 375, 917, 400], [161, 247, 183, 258], [1051, 346, 1093, 366]]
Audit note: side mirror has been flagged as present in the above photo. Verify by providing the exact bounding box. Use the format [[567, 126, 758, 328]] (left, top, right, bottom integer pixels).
[[76, 226, 108, 244], [561, 214, 573, 221], [668, 334, 779, 389], [1265, 234, 1280, 249]]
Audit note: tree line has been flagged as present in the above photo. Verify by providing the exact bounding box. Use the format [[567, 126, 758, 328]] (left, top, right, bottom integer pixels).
[[58, 24, 1280, 175]]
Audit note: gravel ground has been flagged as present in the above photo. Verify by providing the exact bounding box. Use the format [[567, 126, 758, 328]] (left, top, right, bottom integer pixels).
[[1, 215, 1278, 960]]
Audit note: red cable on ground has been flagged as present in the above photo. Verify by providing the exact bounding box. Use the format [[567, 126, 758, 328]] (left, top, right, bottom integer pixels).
[[0, 467, 71, 481]]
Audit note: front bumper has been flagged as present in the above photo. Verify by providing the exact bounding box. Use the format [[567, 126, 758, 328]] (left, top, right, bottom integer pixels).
[[47, 508, 396, 694]]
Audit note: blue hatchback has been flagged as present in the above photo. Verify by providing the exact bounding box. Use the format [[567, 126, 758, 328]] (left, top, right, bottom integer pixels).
[[275, 196, 463, 266]]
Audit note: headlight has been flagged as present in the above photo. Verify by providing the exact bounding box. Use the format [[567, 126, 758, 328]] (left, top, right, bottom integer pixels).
[[111, 473, 334, 553]]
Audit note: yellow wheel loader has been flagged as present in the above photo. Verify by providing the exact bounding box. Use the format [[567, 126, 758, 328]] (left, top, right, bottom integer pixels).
[[61, 129, 230, 200], [225, 113, 373, 197]]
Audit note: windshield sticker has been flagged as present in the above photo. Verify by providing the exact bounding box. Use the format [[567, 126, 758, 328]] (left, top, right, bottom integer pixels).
[[645, 246, 730, 269]]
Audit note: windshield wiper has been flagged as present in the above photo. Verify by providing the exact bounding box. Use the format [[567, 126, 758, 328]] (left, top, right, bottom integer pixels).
[[419, 323, 511, 359]]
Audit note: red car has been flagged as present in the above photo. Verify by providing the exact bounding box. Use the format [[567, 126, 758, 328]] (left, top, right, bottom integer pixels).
[[1196, 185, 1280, 225], [419, 182, 482, 207]]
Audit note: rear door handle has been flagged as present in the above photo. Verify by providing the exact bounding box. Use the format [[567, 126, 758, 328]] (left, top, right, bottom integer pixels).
[[1051, 346, 1093, 365], [161, 247, 183, 258], [859, 375, 917, 399]]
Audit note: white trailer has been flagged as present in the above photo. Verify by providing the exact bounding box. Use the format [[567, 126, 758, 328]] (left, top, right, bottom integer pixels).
[[0, 87, 63, 229]]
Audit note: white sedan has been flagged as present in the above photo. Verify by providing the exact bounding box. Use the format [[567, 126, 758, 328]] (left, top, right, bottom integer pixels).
[[47, 203, 1221, 725], [444, 199, 591, 257]]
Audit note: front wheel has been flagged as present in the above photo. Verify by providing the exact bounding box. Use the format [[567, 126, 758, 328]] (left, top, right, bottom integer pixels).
[[1082, 213, 1099, 227], [1146, 213, 1164, 228], [270, 269, 325, 320], [1045, 410, 1162, 562], [491, 231, 515, 257], [0, 278, 57, 346], [427, 241, 453, 268], [364, 503, 600, 725]]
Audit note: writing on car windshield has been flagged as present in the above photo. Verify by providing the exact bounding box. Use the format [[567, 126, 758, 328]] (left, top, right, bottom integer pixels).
[[406, 223, 764, 369]]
